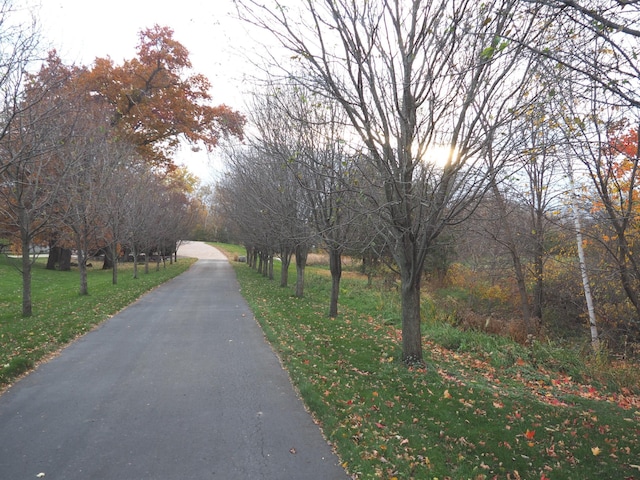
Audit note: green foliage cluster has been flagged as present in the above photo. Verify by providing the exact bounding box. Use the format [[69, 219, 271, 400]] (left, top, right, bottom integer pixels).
[[217, 244, 640, 480], [0, 255, 195, 387]]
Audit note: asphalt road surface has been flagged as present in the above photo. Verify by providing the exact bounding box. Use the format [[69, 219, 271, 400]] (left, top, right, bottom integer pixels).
[[0, 242, 348, 479]]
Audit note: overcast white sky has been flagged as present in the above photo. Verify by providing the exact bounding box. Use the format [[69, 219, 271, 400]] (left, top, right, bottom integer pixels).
[[27, 0, 265, 180]]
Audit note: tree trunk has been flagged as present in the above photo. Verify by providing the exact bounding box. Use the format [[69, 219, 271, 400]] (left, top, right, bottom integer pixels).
[[102, 245, 114, 270], [78, 256, 88, 295], [21, 230, 32, 317], [132, 246, 139, 279], [575, 212, 600, 350], [532, 242, 544, 320], [59, 248, 71, 271], [400, 270, 422, 364], [46, 244, 60, 270], [490, 180, 534, 332], [532, 212, 545, 319], [245, 246, 253, 268], [363, 253, 379, 287], [78, 249, 89, 296], [615, 236, 640, 319], [509, 249, 534, 333], [112, 244, 118, 285], [328, 248, 342, 318], [567, 160, 599, 349], [280, 247, 292, 287], [295, 245, 308, 298]]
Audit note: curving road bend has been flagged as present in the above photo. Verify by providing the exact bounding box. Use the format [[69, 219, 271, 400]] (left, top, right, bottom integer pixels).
[[0, 241, 348, 479]]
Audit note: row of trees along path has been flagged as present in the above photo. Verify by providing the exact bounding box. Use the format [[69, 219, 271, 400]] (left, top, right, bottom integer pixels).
[[217, 0, 640, 364], [0, 19, 245, 317]]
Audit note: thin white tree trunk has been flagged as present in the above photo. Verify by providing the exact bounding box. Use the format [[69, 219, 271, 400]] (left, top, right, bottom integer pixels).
[[566, 161, 600, 349]]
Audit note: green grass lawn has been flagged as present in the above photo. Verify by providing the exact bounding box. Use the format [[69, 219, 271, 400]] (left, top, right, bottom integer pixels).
[[213, 243, 640, 480], [0, 254, 196, 387], [2, 243, 639, 479]]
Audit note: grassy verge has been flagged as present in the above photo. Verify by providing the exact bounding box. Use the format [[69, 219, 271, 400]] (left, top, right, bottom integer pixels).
[[0, 255, 196, 387], [213, 243, 640, 480]]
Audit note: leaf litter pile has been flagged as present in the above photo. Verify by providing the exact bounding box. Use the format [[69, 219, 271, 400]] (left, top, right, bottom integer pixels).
[[234, 267, 640, 480]]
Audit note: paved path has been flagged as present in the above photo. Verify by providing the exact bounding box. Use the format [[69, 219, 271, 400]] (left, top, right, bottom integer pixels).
[[0, 242, 348, 479]]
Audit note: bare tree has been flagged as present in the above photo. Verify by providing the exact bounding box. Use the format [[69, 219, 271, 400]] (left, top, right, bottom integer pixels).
[[527, 0, 640, 109], [479, 84, 566, 333], [515, 3, 640, 344], [219, 141, 313, 290], [538, 31, 635, 343], [0, 63, 74, 315], [242, 90, 315, 288], [118, 162, 161, 280], [248, 81, 362, 317], [0, 0, 40, 175], [96, 142, 139, 284], [139, 174, 194, 273], [238, 0, 546, 363], [565, 156, 600, 349], [161, 179, 198, 264], [57, 101, 118, 294]]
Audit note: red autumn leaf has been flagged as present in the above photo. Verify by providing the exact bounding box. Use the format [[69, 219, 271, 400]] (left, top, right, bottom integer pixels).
[[375, 422, 386, 429], [525, 429, 536, 440]]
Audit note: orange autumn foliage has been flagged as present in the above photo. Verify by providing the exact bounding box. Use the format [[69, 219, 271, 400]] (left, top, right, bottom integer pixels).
[[76, 25, 245, 170]]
